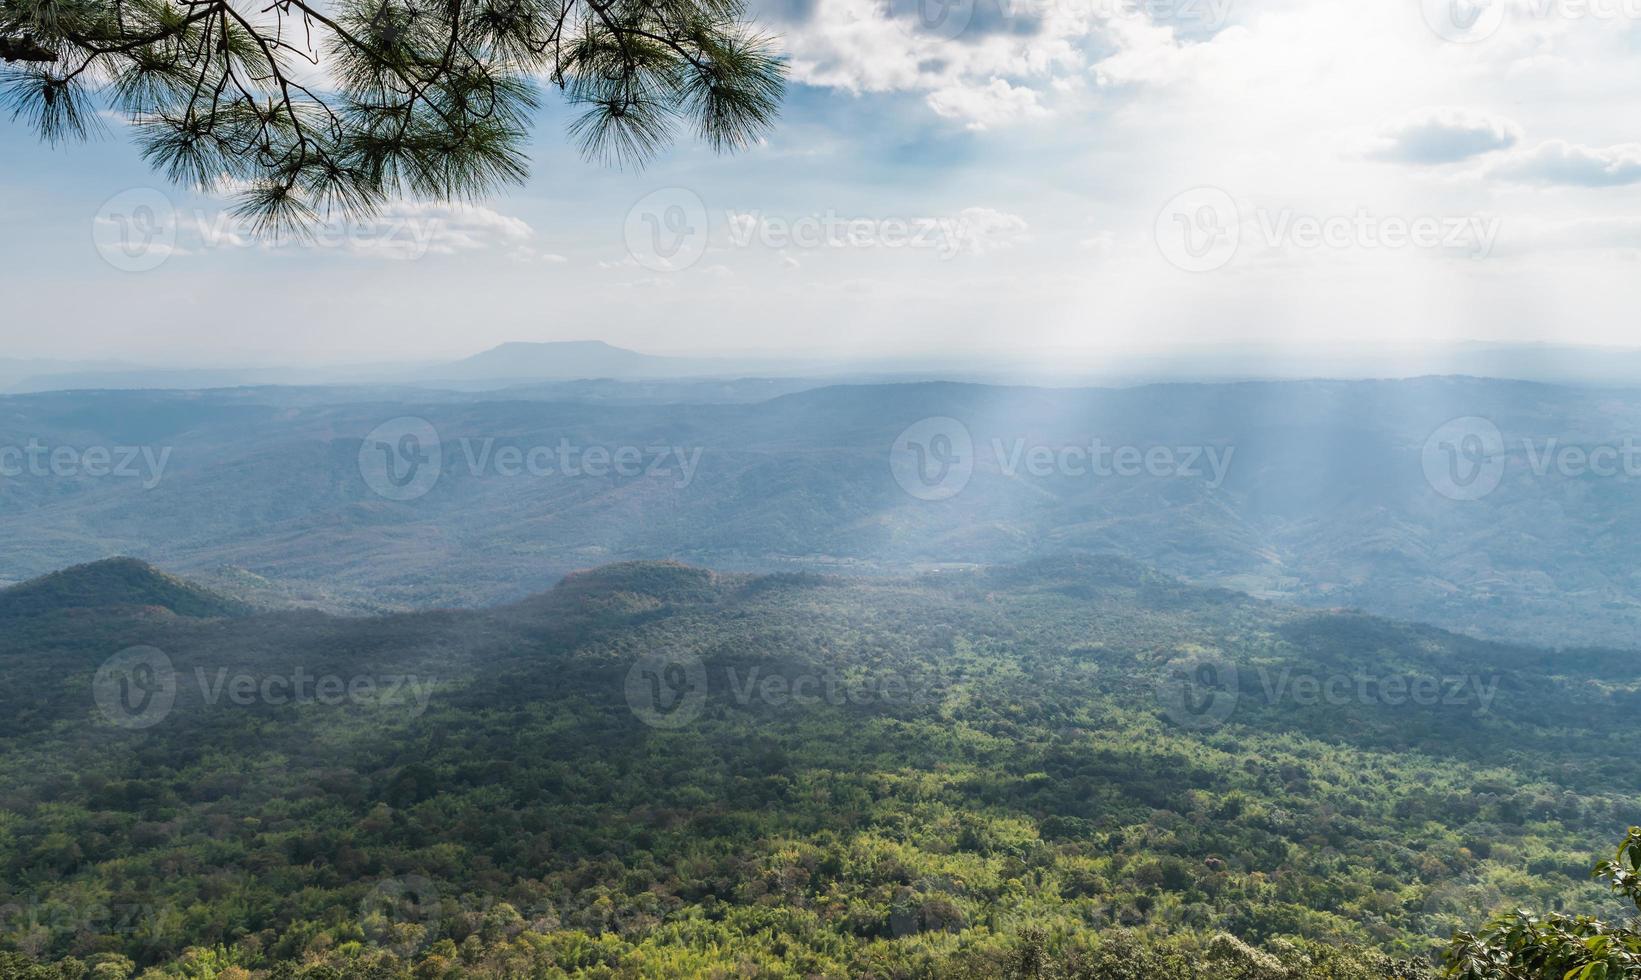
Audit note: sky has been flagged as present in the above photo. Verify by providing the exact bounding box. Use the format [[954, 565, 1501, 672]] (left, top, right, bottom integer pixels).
[[3, 0, 1641, 365]]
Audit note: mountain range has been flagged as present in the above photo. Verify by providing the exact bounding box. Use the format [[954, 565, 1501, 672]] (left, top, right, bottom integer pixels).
[[0, 375, 1636, 647], [18, 339, 1641, 393]]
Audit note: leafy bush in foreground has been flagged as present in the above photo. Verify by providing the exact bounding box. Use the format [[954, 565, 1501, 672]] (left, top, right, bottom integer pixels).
[[1445, 828, 1641, 979]]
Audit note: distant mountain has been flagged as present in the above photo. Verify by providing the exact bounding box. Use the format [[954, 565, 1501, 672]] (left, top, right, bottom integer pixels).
[[419, 341, 719, 382], [0, 557, 252, 619], [21, 341, 1641, 395], [7, 367, 311, 392], [1, 376, 1640, 646], [5, 343, 754, 393], [0, 357, 135, 391]]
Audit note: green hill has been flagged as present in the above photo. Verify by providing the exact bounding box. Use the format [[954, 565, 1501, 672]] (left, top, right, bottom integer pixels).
[[0, 557, 1633, 976], [0, 557, 253, 620], [2, 376, 1639, 648]]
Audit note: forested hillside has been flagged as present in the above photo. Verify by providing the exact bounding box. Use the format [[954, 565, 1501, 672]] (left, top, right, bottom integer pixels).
[[1, 377, 1637, 647], [0, 557, 1633, 977]]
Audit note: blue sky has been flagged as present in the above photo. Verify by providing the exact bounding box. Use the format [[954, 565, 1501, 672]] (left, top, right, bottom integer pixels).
[[4, 0, 1641, 365]]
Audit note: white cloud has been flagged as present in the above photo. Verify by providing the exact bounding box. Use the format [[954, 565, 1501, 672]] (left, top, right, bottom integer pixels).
[[1080, 231, 1117, 254], [1490, 139, 1641, 186], [406, 203, 536, 256], [927, 78, 1049, 129], [170, 201, 542, 262], [951, 207, 1030, 254], [765, 0, 1112, 102], [1489, 216, 1641, 255], [1364, 108, 1521, 164], [33, 0, 1641, 360]]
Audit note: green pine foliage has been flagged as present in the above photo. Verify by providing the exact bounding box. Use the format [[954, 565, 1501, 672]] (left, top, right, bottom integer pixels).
[[0, 0, 784, 233]]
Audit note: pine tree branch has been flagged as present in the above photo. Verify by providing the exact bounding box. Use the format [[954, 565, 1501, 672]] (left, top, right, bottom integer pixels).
[[0, 33, 54, 61]]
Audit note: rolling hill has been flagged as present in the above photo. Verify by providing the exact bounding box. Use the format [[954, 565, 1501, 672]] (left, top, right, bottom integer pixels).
[[0, 377, 1637, 647], [0, 557, 1634, 975], [0, 557, 252, 620]]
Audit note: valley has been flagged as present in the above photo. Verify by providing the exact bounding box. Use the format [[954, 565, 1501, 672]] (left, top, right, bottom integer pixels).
[[0, 555, 1633, 975], [0, 377, 1637, 648]]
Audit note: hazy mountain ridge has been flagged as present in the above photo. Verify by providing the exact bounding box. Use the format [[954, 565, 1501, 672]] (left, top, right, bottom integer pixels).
[[0, 557, 253, 620], [0, 376, 1637, 646], [17, 340, 1641, 394]]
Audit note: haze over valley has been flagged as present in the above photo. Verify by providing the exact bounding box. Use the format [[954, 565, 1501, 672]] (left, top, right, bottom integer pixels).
[[6, 0, 1641, 971], [2, 367, 1637, 650]]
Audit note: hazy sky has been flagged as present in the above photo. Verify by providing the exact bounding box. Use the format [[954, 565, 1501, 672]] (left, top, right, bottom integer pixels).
[[4, 0, 1641, 365]]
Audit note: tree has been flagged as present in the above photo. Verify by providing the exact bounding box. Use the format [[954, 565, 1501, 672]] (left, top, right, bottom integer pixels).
[[1444, 827, 1641, 978], [0, 0, 784, 232]]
